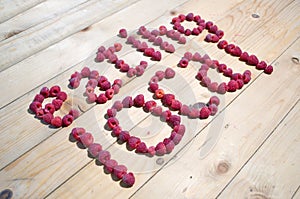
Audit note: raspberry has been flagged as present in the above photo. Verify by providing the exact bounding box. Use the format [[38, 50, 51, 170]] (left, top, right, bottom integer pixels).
[[107, 108, 117, 118], [199, 107, 211, 119], [70, 71, 82, 80], [98, 150, 111, 164], [236, 79, 244, 89], [247, 55, 259, 66], [36, 109, 44, 119], [208, 25, 218, 33], [122, 96, 133, 108], [208, 104, 218, 116], [172, 32, 181, 40], [88, 143, 103, 158], [159, 25, 167, 35], [153, 37, 163, 46], [193, 15, 201, 22], [178, 36, 186, 44], [165, 44, 175, 53], [151, 106, 163, 116], [256, 61, 267, 70], [195, 70, 207, 81], [138, 26, 147, 34], [225, 44, 235, 54], [29, 101, 42, 113], [113, 100, 123, 111], [89, 70, 99, 79], [122, 172, 135, 187], [184, 29, 192, 36], [97, 93, 108, 104], [264, 65, 273, 74], [120, 63, 130, 72], [231, 46, 242, 57], [153, 51, 162, 61], [160, 110, 172, 122], [169, 132, 182, 145], [126, 35, 135, 44], [84, 86, 94, 96], [216, 30, 224, 39], [147, 146, 156, 156], [112, 84, 120, 95], [217, 82, 228, 94], [208, 82, 218, 92], [69, 77, 80, 89], [227, 80, 239, 92], [160, 41, 169, 50], [186, 13, 194, 21], [223, 68, 233, 77], [168, 115, 181, 127], [183, 52, 193, 60], [217, 40, 228, 49], [71, 127, 86, 141], [205, 34, 212, 42], [113, 165, 127, 179], [137, 41, 148, 51], [149, 82, 159, 93], [127, 68, 137, 78], [192, 27, 200, 35], [104, 159, 118, 174], [135, 142, 148, 153], [45, 103, 55, 114], [96, 53, 105, 62], [155, 142, 167, 156], [239, 52, 249, 62], [108, 54, 118, 63], [180, 104, 190, 116], [231, 73, 242, 81], [170, 99, 182, 111], [81, 66, 90, 77], [211, 35, 219, 43], [155, 71, 165, 81], [51, 116, 62, 128], [42, 113, 53, 124], [56, 91, 67, 102], [105, 88, 114, 100], [173, 124, 185, 136], [135, 65, 145, 76], [209, 96, 220, 106], [133, 94, 145, 107], [148, 35, 156, 42], [112, 126, 122, 137], [192, 52, 202, 61], [69, 109, 80, 119], [144, 100, 157, 112], [107, 117, 119, 129], [87, 93, 97, 103], [205, 21, 213, 29], [33, 94, 44, 103], [162, 94, 175, 106], [79, 132, 94, 147], [218, 64, 227, 73], [98, 46, 106, 53], [179, 58, 189, 68], [62, 114, 74, 127], [119, 28, 128, 38], [114, 43, 122, 52], [165, 67, 175, 79], [86, 79, 98, 88], [40, 87, 50, 98], [49, 86, 61, 97], [163, 138, 175, 153], [108, 46, 116, 53], [201, 76, 211, 87], [51, 99, 62, 110], [118, 131, 130, 142], [127, 136, 141, 150], [243, 73, 251, 84]]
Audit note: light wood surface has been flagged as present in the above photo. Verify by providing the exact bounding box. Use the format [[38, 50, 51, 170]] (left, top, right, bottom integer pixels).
[[0, 0, 299, 198]]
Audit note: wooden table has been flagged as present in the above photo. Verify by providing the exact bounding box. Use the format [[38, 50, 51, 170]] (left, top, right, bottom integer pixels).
[[0, 0, 299, 198]]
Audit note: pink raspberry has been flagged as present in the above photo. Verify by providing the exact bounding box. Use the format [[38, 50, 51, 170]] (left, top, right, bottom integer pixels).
[[62, 114, 74, 127], [153, 37, 163, 46], [137, 42, 148, 52], [180, 104, 190, 116], [144, 100, 157, 112], [107, 108, 117, 118], [201, 76, 211, 87], [147, 146, 156, 156], [155, 70, 165, 81], [209, 96, 220, 106], [127, 136, 141, 150], [149, 76, 159, 84], [264, 65, 273, 74], [193, 15, 201, 22], [169, 132, 182, 145], [112, 84, 120, 95], [217, 82, 228, 94], [217, 40, 228, 49], [196, 70, 207, 81], [40, 87, 50, 98], [105, 88, 114, 100], [112, 126, 122, 137], [89, 70, 99, 79], [113, 79, 123, 87], [173, 124, 185, 136], [179, 58, 189, 68], [107, 117, 119, 129], [188, 108, 200, 119], [42, 113, 53, 124], [133, 94, 145, 107], [87, 93, 97, 103], [208, 104, 218, 116], [151, 106, 163, 116], [84, 86, 94, 96], [208, 25, 218, 33], [88, 143, 103, 158], [172, 32, 181, 40], [152, 51, 162, 61], [159, 25, 167, 35], [192, 52, 202, 61], [170, 99, 182, 111], [98, 46, 106, 53], [148, 82, 159, 93], [247, 55, 259, 66], [122, 96, 133, 108], [127, 35, 135, 44], [81, 66, 90, 77], [168, 115, 181, 128], [51, 116, 62, 128], [96, 53, 105, 62], [223, 68, 233, 77], [113, 165, 127, 179], [199, 106, 211, 119], [53, 96, 65, 108], [144, 47, 154, 57], [36, 109, 44, 119], [135, 142, 148, 153], [155, 142, 167, 156], [163, 138, 175, 153], [119, 28, 128, 38], [183, 52, 193, 60], [135, 65, 145, 76], [148, 35, 156, 42], [114, 43, 122, 52], [178, 36, 186, 44], [86, 79, 98, 88], [208, 82, 218, 92], [69, 77, 80, 89], [33, 94, 44, 103], [70, 72, 82, 80], [49, 86, 61, 97], [108, 54, 118, 63], [69, 109, 80, 119], [45, 103, 55, 114], [227, 80, 239, 92], [113, 100, 123, 111], [165, 44, 175, 53], [243, 73, 251, 84], [122, 172, 135, 187], [127, 68, 137, 78], [165, 67, 175, 79], [120, 63, 130, 72], [205, 34, 212, 42], [256, 61, 267, 70], [98, 150, 111, 164], [29, 101, 42, 114], [160, 41, 169, 50], [162, 94, 175, 107], [160, 110, 172, 122], [56, 91, 67, 102], [71, 127, 86, 141], [108, 46, 116, 53], [118, 131, 130, 142], [184, 29, 192, 36], [97, 93, 108, 104], [231, 46, 242, 57], [79, 132, 94, 147], [225, 44, 235, 54], [104, 159, 118, 174]]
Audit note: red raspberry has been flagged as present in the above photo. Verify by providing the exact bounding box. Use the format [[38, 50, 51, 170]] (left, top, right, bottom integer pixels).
[[231, 46, 242, 57], [155, 70, 165, 81], [178, 36, 186, 44], [193, 15, 201, 22], [152, 51, 162, 61], [192, 27, 200, 36], [144, 100, 157, 112], [153, 37, 163, 46], [36, 109, 44, 119], [71, 127, 86, 141], [112, 126, 122, 137], [186, 13, 194, 21], [243, 73, 251, 84], [135, 142, 148, 153], [148, 82, 158, 93], [227, 80, 239, 92], [107, 117, 119, 129], [147, 146, 156, 156], [217, 64, 227, 73], [161, 110, 172, 122], [256, 61, 267, 70], [169, 132, 182, 145], [70, 71, 82, 80], [199, 107, 211, 119], [173, 124, 185, 136], [223, 68, 233, 77], [84, 86, 94, 96], [217, 40, 228, 49], [104, 159, 118, 174], [98, 150, 111, 164], [122, 172, 135, 187], [201, 76, 211, 87], [170, 99, 182, 111], [79, 132, 94, 147], [107, 108, 117, 118], [225, 44, 235, 54], [208, 25, 218, 33], [151, 106, 163, 116], [96, 53, 105, 62], [154, 89, 164, 99], [211, 35, 219, 43], [81, 67, 90, 78], [163, 138, 175, 153], [231, 73, 243, 80], [29, 101, 42, 113], [180, 104, 190, 116], [135, 65, 145, 76], [113, 101, 123, 111], [208, 82, 218, 92], [69, 77, 80, 89], [52, 99, 63, 110], [87, 93, 97, 103], [97, 46, 105, 53], [155, 142, 167, 156], [112, 84, 120, 95], [247, 55, 259, 66], [122, 96, 133, 108], [184, 29, 192, 36], [195, 70, 207, 81], [192, 52, 202, 61], [113, 165, 127, 179], [236, 79, 244, 89], [119, 28, 127, 38], [208, 104, 218, 116], [120, 63, 130, 72], [144, 48, 154, 57], [168, 115, 181, 127], [69, 109, 80, 119], [133, 94, 145, 107], [118, 131, 130, 142], [89, 70, 99, 79], [42, 113, 53, 124], [264, 65, 273, 74], [209, 96, 220, 106], [205, 21, 213, 29], [49, 86, 61, 97], [162, 94, 175, 107], [126, 36, 135, 44], [45, 103, 55, 114], [205, 34, 212, 42], [33, 94, 44, 103], [179, 58, 189, 68], [165, 44, 175, 53], [40, 87, 50, 98], [160, 41, 169, 50], [86, 79, 98, 88], [97, 93, 108, 104], [56, 91, 67, 102], [165, 67, 175, 79], [217, 82, 228, 94], [159, 25, 167, 35], [88, 143, 103, 158], [51, 116, 62, 128], [127, 136, 141, 150], [62, 114, 74, 127], [188, 108, 199, 119], [216, 30, 224, 39], [105, 88, 114, 100], [137, 41, 148, 52]]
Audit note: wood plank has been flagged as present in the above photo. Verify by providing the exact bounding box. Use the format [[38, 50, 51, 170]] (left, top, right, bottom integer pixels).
[[130, 38, 300, 198], [0, 0, 89, 41], [0, 0, 140, 71], [218, 100, 300, 199], [0, 0, 46, 23], [293, 187, 300, 199]]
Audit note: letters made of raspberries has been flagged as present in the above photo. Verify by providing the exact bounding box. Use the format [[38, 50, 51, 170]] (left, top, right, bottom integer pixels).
[[28, 13, 274, 188]]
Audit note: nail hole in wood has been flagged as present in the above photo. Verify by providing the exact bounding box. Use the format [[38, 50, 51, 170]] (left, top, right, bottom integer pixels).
[[291, 56, 299, 64], [156, 158, 164, 165], [251, 13, 260, 18]]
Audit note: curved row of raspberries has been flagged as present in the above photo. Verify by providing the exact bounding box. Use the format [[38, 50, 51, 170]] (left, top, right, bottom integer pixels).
[[29, 86, 79, 128], [105, 95, 186, 156], [71, 127, 135, 187]]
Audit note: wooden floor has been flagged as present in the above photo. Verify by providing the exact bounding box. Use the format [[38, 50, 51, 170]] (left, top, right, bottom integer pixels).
[[0, 0, 299, 198]]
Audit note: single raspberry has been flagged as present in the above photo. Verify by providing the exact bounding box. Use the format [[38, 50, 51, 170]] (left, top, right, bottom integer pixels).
[[160, 41, 169, 50], [155, 71, 165, 81], [79, 132, 94, 147], [69, 109, 80, 119], [205, 34, 212, 42], [155, 142, 167, 156], [99, 77, 111, 89], [173, 124, 185, 136], [49, 86, 61, 97], [149, 82, 159, 93], [119, 28, 128, 38], [239, 52, 249, 62], [51, 116, 62, 128], [97, 93, 108, 104], [118, 131, 130, 142], [199, 106, 211, 119], [227, 80, 239, 92], [29, 101, 42, 114], [236, 79, 244, 89], [120, 63, 130, 72], [62, 114, 74, 127], [205, 21, 213, 29], [135, 142, 148, 153], [208, 104, 218, 116], [88, 143, 103, 158], [108, 54, 118, 63], [148, 35, 156, 42], [98, 150, 111, 164], [172, 32, 181, 40], [56, 91, 67, 102], [179, 58, 189, 68], [137, 41, 148, 51], [33, 94, 44, 103], [231, 46, 242, 57], [208, 25, 218, 33], [168, 115, 181, 128], [144, 100, 157, 112], [112, 84, 120, 95], [153, 37, 163, 46], [69, 77, 80, 89], [208, 82, 218, 92], [243, 73, 251, 84], [135, 65, 145, 76], [201, 76, 211, 87], [223, 68, 233, 77], [159, 25, 167, 35], [105, 88, 114, 100], [217, 82, 228, 94], [42, 113, 53, 124], [114, 43, 122, 52], [96, 53, 105, 62], [89, 70, 99, 80], [225, 44, 235, 54], [256, 61, 267, 70], [138, 26, 147, 34], [52, 99, 63, 110], [264, 65, 273, 74], [133, 94, 145, 107], [169, 132, 182, 145], [231, 73, 243, 81], [192, 27, 200, 35], [170, 99, 182, 111], [184, 29, 192, 36], [86, 79, 98, 88], [247, 55, 259, 66], [70, 71, 82, 80], [180, 104, 190, 116], [217, 40, 228, 49], [163, 138, 175, 153], [178, 36, 186, 44], [147, 146, 156, 156], [36, 109, 44, 119], [211, 35, 219, 43], [71, 127, 86, 141], [112, 126, 122, 137], [165, 67, 176, 79], [195, 70, 207, 81], [160, 110, 172, 122], [97, 46, 106, 53], [104, 159, 118, 174], [186, 13, 194, 21], [122, 96, 133, 108], [40, 87, 50, 98], [126, 35, 135, 44], [107, 108, 117, 118], [81, 66, 90, 77], [152, 51, 162, 61], [162, 94, 175, 107], [113, 100, 123, 111], [108, 46, 116, 53], [218, 64, 227, 73], [165, 44, 175, 53], [87, 93, 97, 103], [183, 52, 193, 60], [84, 86, 94, 96], [127, 68, 137, 78], [107, 117, 119, 129], [45, 103, 55, 114], [122, 172, 135, 187], [127, 136, 141, 150], [209, 96, 220, 106], [151, 106, 163, 116], [194, 15, 201, 22], [192, 52, 202, 61], [113, 165, 127, 179], [216, 30, 224, 39]]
